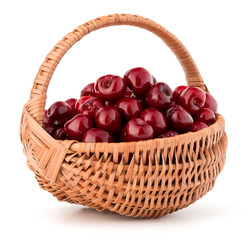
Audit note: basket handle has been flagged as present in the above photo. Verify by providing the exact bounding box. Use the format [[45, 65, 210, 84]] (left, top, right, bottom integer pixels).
[[30, 13, 206, 124]]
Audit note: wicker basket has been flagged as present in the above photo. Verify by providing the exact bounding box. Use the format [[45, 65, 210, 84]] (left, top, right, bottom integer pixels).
[[20, 14, 227, 218]]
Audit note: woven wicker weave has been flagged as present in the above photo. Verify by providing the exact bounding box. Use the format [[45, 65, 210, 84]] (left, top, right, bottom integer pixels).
[[20, 14, 227, 218]]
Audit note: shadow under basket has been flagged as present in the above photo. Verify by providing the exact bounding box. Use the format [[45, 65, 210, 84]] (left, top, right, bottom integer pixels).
[[20, 13, 227, 218]]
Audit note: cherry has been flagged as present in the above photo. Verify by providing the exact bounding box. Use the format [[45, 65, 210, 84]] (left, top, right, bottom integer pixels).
[[54, 127, 67, 140], [119, 125, 128, 142], [152, 76, 157, 84], [65, 98, 77, 114], [95, 106, 122, 134], [125, 118, 154, 142], [43, 110, 53, 126], [124, 67, 153, 96], [47, 101, 73, 127], [82, 128, 113, 143], [204, 92, 218, 113], [178, 87, 206, 115], [194, 108, 216, 126], [116, 97, 143, 120], [75, 96, 94, 113], [190, 122, 208, 132], [123, 87, 136, 98], [95, 75, 126, 101], [43, 124, 56, 136], [140, 107, 167, 136], [172, 85, 188, 103], [158, 130, 178, 138], [64, 114, 93, 141], [78, 97, 103, 119], [80, 83, 96, 97], [146, 82, 172, 111], [166, 105, 193, 133]]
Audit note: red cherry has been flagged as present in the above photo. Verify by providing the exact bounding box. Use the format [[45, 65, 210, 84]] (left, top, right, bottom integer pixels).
[[78, 97, 104, 119], [123, 87, 136, 98], [75, 96, 94, 113], [204, 92, 218, 113], [140, 107, 167, 136], [152, 76, 157, 84], [119, 125, 128, 142], [172, 85, 188, 103], [116, 97, 143, 120], [47, 101, 73, 127], [64, 114, 93, 141], [125, 118, 154, 142], [43, 110, 53, 126], [194, 108, 216, 126], [158, 130, 178, 138], [146, 82, 172, 111], [124, 67, 153, 96], [178, 87, 206, 115], [190, 122, 208, 132], [54, 127, 67, 140], [95, 75, 126, 101], [65, 98, 77, 114], [80, 83, 96, 97], [82, 128, 113, 143], [43, 123, 56, 136], [95, 106, 122, 134], [166, 105, 193, 133]]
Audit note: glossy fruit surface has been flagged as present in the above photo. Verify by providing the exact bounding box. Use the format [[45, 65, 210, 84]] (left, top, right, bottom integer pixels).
[[82, 128, 113, 143], [140, 107, 167, 136], [194, 108, 216, 126], [204, 92, 218, 113], [64, 114, 93, 141], [65, 98, 77, 114], [125, 118, 154, 142], [47, 101, 73, 127], [178, 87, 206, 114], [158, 130, 178, 138], [78, 97, 103, 119], [166, 105, 193, 133], [124, 67, 154, 96], [43, 110, 52, 126], [116, 97, 142, 120], [75, 96, 94, 113], [146, 82, 172, 111], [95, 75, 126, 101], [172, 85, 188, 103], [54, 127, 67, 140], [95, 106, 122, 134], [190, 122, 208, 132], [43, 124, 56, 136], [80, 83, 95, 97]]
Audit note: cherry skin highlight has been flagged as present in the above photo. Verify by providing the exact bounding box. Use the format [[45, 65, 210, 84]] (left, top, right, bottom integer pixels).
[[65, 98, 77, 114], [82, 128, 113, 143]]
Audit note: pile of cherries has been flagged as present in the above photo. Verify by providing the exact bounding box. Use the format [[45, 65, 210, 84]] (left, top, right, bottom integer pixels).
[[43, 67, 218, 143]]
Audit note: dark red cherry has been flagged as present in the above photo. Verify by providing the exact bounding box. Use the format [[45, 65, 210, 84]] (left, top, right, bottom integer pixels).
[[116, 97, 143, 120], [82, 128, 113, 143], [47, 101, 73, 127], [95, 106, 122, 134], [146, 82, 172, 111], [95, 75, 126, 101], [166, 105, 193, 133], [64, 114, 93, 141], [178, 87, 206, 115], [80, 83, 96, 97], [43, 123, 56, 136], [54, 127, 67, 140], [190, 122, 208, 132], [65, 98, 77, 114], [43, 110, 53, 126], [194, 108, 216, 126], [152, 76, 157, 84], [124, 67, 153, 96], [172, 85, 188, 103], [125, 118, 154, 142], [119, 125, 128, 142], [75, 96, 94, 113], [204, 92, 218, 113], [78, 97, 104, 119], [140, 107, 167, 136], [158, 130, 178, 138]]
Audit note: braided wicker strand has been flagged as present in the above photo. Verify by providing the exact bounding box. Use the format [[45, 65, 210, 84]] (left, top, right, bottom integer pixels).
[[20, 14, 227, 218]]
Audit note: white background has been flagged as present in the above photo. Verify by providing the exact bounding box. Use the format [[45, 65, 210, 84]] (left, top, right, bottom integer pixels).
[[1, 0, 249, 239]]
